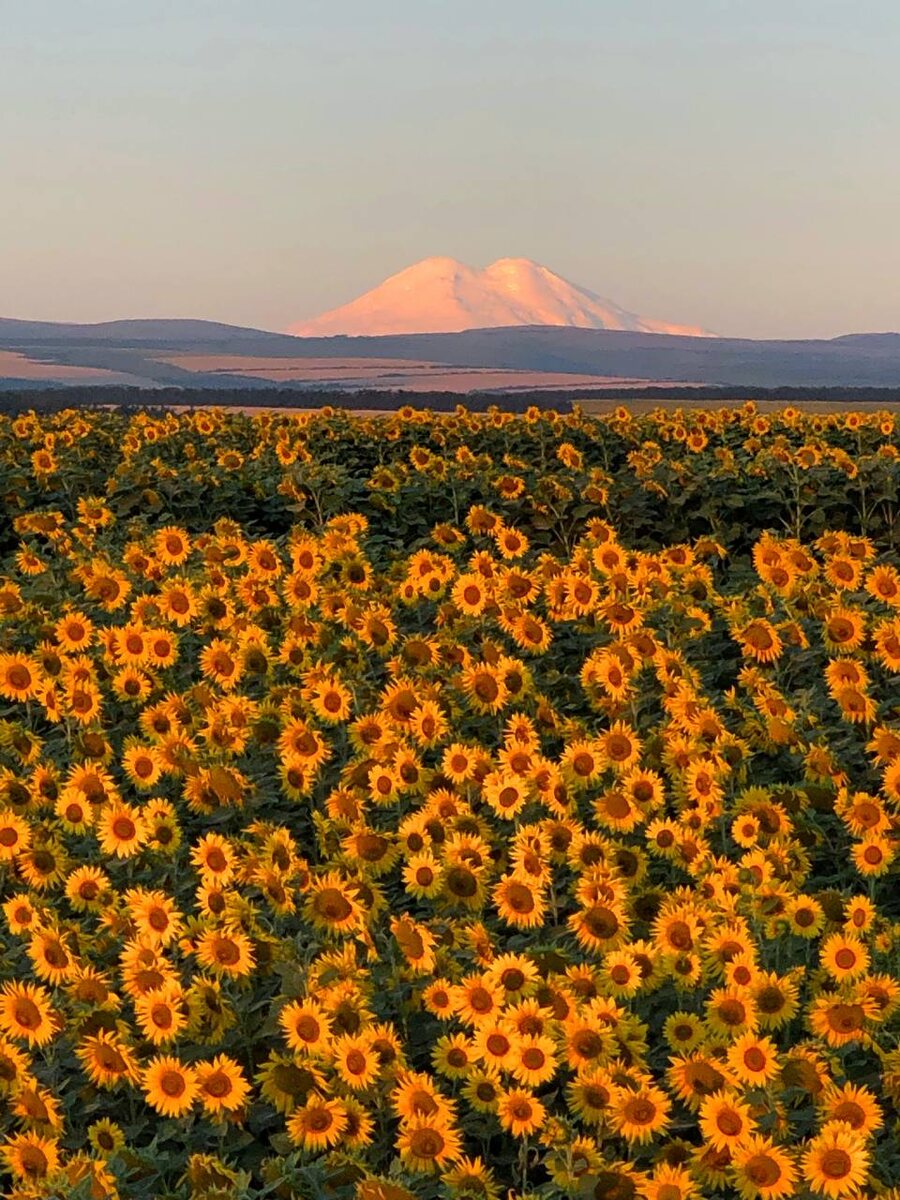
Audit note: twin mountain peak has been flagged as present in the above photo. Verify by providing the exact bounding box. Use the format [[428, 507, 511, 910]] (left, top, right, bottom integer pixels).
[[288, 256, 713, 338]]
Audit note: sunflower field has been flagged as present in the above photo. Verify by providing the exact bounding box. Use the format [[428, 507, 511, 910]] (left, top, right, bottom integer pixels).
[[0, 402, 899, 1200]]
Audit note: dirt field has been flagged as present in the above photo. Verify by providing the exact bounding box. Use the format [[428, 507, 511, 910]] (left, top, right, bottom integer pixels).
[[579, 395, 900, 414], [159, 354, 683, 393], [0, 350, 146, 386]]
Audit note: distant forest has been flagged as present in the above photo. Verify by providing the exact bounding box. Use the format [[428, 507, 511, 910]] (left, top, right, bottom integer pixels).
[[2, 384, 900, 415]]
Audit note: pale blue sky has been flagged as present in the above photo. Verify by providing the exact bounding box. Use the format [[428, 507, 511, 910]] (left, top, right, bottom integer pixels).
[[3, 0, 900, 337]]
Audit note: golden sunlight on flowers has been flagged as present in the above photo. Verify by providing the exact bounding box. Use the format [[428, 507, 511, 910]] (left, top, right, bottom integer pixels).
[[0, 401, 898, 1198]]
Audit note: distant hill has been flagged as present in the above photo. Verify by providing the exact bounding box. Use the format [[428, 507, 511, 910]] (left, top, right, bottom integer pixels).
[[0, 317, 300, 348], [288, 257, 712, 337], [5, 317, 900, 390]]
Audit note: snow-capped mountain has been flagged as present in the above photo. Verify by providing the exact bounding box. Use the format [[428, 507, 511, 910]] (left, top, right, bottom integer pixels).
[[288, 256, 712, 337]]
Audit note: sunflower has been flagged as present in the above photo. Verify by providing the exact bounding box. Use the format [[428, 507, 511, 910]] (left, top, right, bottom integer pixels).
[[0, 655, 41, 701], [600, 949, 643, 998], [785, 896, 824, 937], [18, 841, 68, 892], [405, 1065, 468, 1128], [569, 901, 628, 954], [87, 1118, 125, 1158], [730, 1135, 798, 1200], [115, 623, 152, 668], [0, 811, 31, 861], [822, 608, 866, 653], [442, 742, 479, 783], [195, 927, 255, 978], [510, 1034, 558, 1087], [441, 1156, 500, 1200], [704, 986, 758, 1038], [819, 1083, 883, 1137], [494, 525, 529, 560], [471, 1021, 517, 1071], [752, 972, 800, 1030], [409, 700, 449, 747], [390, 915, 437, 973], [255, 1055, 324, 1115], [597, 722, 642, 771], [402, 853, 443, 900], [191, 833, 237, 884], [873, 618, 900, 670], [309, 677, 353, 724], [833, 685, 876, 724], [738, 620, 783, 664], [199, 639, 243, 690], [865, 563, 900, 605], [509, 611, 553, 654], [3, 894, 40, 937], [441, 859, 486, 910], [120, 939, 177, 999], [0, 983, 57, 1047], [55, 610, 94, 652], [278, 1000, 332, 1059], [461, 664, 508, 714], [430, 1032, 474, 1082], [482, 772, 530, 820], [0, 1037, 31, 1096], [154, 525, 192, 566], [610, 1084, 671, 1144], [802, 1124, 870, 1199], [76, 1030, 140, 1088], [128, 889, 183, 947], [663, 1012, 705, 1054], [452, 573, 491, 616], [121, 743, 164, 790], [96, 802, 146, 858], [484, 953, 539, 999], [304, 872, 363, 934], [594, 787, 643, 835], [699, 1091, 757, 1151], [566, 1067, 616, 1126], [345, 829, 398, 877], [825, 556, 863, 591], [134, 985, 188, 1045], [1, 1132, 60, 1181], [196, 1055, 251, 1116], [55, 790, 94, 833], [9, 1077, 63, 1132], [147, 628, 179, 668], [643, 1163, 698, 1200], [394, 1112, 463, 1173], [667, 1053, 729, 1111], [67, 682, 105, 719], [287, 1094, 348, 1150], [496, 1088, 547, 1138], [808, 996, 876, 1046], [842, 895, 877, 934], [333, 1034, 380, 1091], [453, 976, 505, 1028], [27, 929, 77, 986], [852, 835, 893, 876], [727, 1032, 780, 1087], [143, 1055, 199, 1117], [820, 933, 870, 982], [159, 579, 199, 625]]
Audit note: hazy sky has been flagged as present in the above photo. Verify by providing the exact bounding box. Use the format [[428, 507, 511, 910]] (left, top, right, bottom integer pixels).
[[4, 0, 900, 338]]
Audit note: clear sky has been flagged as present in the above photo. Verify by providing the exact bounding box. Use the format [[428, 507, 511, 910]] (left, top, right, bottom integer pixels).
[[3, 0, 900, 338]]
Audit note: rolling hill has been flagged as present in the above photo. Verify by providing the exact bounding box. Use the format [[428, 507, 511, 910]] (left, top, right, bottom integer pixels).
[[4, 318, 900, 391]]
